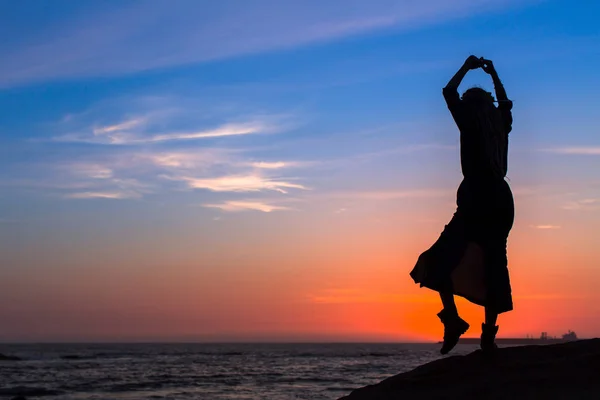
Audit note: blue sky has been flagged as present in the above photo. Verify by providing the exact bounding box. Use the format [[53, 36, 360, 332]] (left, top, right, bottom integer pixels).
[[1, 0, 600, 235], [2, 0, 598, 192], [1, 0, 600, 341]]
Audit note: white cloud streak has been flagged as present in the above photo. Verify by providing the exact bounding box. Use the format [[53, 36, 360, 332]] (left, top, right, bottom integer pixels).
[[251, 161, 292, 169], [93, 118, 146, 135], [66, 191, 140, 200], [38, 134, 311, 200], [142, 150, 234, 169], [540, 147, 600, 155], [164, 174, 309, 194], [562, 198, 600, 211], [530, 225, 561, 230], [203, 200, 290, 213], [147, 123, 266, 143], [69, 164, 114, 179], [53, 121, 270, 145], [55, 160, 154, 200]]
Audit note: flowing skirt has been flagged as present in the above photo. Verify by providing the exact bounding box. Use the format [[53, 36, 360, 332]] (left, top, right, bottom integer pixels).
[[410, 178, 515, 313]]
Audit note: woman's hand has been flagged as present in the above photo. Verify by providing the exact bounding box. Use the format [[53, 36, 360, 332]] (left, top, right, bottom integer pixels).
[[464, 55, 482, 70], [480, 58, 495, 74]]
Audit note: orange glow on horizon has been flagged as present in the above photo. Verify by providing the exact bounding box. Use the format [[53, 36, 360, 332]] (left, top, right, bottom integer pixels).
[[1, 192, 599, 342]]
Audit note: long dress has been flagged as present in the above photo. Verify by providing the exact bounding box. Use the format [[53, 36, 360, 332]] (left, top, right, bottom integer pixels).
[[409, 87, 515, 314]]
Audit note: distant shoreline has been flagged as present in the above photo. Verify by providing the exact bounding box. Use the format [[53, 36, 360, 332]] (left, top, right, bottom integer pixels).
[[439, 338, 580, 345]]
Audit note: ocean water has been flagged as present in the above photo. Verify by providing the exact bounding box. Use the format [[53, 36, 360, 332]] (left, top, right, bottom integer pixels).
[[0, 343, 479, 399]]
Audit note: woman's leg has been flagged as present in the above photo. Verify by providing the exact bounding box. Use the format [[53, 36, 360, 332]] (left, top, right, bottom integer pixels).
[[481, 307, 499, 353], [484, 307, 498, 326], [482, 241, 503, 353], [438, 280, 469, 355], [440, 281, 458, 315]]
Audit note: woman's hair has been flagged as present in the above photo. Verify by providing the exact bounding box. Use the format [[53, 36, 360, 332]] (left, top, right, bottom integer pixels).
[[461, 86, 495, 104], [461, 86, 507, 178]]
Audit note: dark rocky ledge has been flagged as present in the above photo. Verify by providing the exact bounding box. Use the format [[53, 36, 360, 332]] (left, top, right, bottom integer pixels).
[[339, 339, 600, 400]]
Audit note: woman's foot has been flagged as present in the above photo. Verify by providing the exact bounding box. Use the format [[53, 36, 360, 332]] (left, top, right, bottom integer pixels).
[[438, 309, 470, 355], [481, 323, 499, 354]]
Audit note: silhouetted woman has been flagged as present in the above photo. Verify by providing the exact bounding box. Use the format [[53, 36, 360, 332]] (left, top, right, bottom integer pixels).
[[410, 55, 515, 355]]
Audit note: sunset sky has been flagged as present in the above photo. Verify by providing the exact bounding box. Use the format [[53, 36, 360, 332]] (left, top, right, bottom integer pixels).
[[1, 0, 600, 342]]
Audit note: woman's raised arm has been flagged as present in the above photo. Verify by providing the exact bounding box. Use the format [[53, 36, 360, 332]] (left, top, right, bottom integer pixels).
[[481, 58, 509, 103], [443, 55, 481, 126], [481, 58, 513, 133]]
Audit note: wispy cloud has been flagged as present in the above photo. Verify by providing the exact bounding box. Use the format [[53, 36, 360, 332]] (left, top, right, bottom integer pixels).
[[44, 159, 156, 200], [142, 150, 235, 169], [164, 174, 309, 194], [62, 177, 151, 200], [21, 117, 312, 200], [93, 118, 146, 136], [66, 191, 140, 200], [148, 123, 267, 143], [203, 200, 291, 213], [1, 0, 535, 87], [53, 121, 271, 145], [530, 224, 561, 230], [540, 146, 600, 155], [69, 164, 114, 179], [26, 91, 314, 202], [562, 198, 600, 211], [250, 161, 308, 169]]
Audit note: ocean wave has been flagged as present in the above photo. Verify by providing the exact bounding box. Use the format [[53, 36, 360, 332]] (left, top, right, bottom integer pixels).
[[0, 386, 64, 397], [287, 351, 403, 358], [275, 376, 349, 384], [106, 381, 167, 393]]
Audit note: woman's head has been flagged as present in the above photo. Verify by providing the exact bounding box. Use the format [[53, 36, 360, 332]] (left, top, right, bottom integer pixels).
[[461, 87, 495, 107]]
